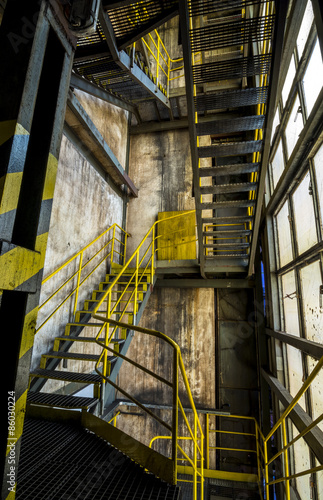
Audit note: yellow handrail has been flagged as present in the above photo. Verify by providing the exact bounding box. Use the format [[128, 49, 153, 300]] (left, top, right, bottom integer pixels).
[[92, 315, 204, 499], [36, 223, 129, 333], [141, 29, 184, 96]]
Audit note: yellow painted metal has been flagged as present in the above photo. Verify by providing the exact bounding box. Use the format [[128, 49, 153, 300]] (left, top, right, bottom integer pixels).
[[177, 465, 258, 483], [35, 223, 129, 333], [93, 314, 204, 500], [0, 244, 41, 291], [157, 211, 197, 260]]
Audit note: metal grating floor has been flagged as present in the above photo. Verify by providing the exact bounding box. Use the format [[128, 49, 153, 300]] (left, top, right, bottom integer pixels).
[[16, 417, 181, 500]]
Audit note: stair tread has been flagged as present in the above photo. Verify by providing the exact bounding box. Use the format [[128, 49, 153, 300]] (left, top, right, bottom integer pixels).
[[199, 162, 260, 177], [43, 351, 108, 361], [202, 216, 253, 223], [56, 336, 125, 343], [30, 368, 102, 383], [27, 391, 99, 409], [200, 182, 256, 194], [203, 230, 251, 236], [201, 200, 255, 208], [205, 242, 250, 247]]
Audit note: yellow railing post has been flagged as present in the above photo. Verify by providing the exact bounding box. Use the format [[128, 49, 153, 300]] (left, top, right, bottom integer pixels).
[[200, 420, 204, 500], [123, 232, 128, 266], [264, 438, 270, 500], [172, 348, 179, 481], [134, 251, 139, 318], [282, 419, 290, 500], [156, 35, 160, 91], [206, 413, 210, 470], [73, 251, 83, 317], [193, 414, 197, 500], [111, 224, 116, 268], [151, 225, 155, 283], [255, 424, 261, 485]]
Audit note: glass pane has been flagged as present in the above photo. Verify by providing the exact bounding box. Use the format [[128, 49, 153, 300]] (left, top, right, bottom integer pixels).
[[285, 94, 304, 158], [300, 260, 323, 343], [291, 423, 312, 500], [292, 170, 317, 254], [307, 356, 323, 432], [296, 0, 314, 59], [287, 345, 306, 410], [271, 140, 285, 189], [281, 270, 300, 335], [282, 56, 296, 107], [313, 142, 323, 229], [300, 261, 323, 432], [303, 39, 323, 116], [316, 462, 323, 500], [276, 201, 293, 267], [271, 107, 280, 144]]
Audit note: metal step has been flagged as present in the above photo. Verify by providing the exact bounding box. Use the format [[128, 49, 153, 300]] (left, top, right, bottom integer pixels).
[[199, 163, 259, 177], [198, 140, 263, 158], [196, 114, 265, 135], [202, 215, 253, 224], [205, 242, 250, 248], [205, 253, 249, 259], [200, 182, 256, 195], [41, 351, 105, 362], [30, 368, 102, 384], [203, 229, 251, 237], [27, 391, 99, 410], [201, 200, 255, 209]]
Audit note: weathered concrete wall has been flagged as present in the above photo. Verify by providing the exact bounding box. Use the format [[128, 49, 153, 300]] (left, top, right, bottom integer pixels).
[[32, 94, 128, 392], [116, 286, 215, 461], [74, 89, 129, 168], [126, 129, 211, 257]]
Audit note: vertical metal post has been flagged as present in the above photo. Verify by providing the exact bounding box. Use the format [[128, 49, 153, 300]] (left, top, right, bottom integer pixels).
[[151, 225, 155, 282], [200, 423, 204, 500], [255, 424, 261, 485], [193, 414, 197, 500], [156, 35, 160, 91], [264, 438, 270, 499], [134, 251, 139, 317], [282, 419, 290, 500], [111, 224, 116, 269], [123, 232, 128, 266], [206, 413, 210, 470], [73, 252, 83, 317], [172, 349, 179, 483]]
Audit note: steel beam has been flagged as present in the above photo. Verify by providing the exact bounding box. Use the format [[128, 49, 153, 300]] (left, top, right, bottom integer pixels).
[[312, 0, 323, 60], [247, 0, 289, 277], [66, 90, 138, 197], [156, 278, 255, 288], [178, 0, 206, 277], [266, 328, 323, 360], [261, 369, 323, 464], [70, 72, 138, 116]]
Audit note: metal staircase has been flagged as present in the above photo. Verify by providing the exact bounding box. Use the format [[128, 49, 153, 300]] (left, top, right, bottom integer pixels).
[[179, 0, 288, 278], [28, 264, 153, 414], [71, 1, 178, 109], [16, 415, 181, 499]]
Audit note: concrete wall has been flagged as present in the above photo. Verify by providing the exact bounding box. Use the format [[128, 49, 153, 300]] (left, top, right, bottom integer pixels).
[[116, 286, 215, 462], [32, 95, 127, 392]]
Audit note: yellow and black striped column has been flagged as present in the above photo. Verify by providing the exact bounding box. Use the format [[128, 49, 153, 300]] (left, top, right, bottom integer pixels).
[[0, 2, 75, 498]]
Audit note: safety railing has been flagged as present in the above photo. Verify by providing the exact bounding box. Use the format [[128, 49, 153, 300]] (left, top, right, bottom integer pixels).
[[35, 223, 129, 333], [92, 315, 204, 499], [141, 29, 184, 96], [262, 356, 323, 500]]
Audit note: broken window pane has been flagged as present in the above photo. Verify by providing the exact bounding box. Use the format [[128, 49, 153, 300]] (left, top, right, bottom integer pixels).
[[285, 94, 304, 158], [303, 39, 323, 116], [300, 261, 323, 432], [282, 56, 296, 107], [313, 142, 323, 230], [290, 423, 312, 500], [275, 201, 293, 267], [281, 270, 300, 335], [292, 170, 317, 254], [271, 140, 285, 189], [296, 0, 314, 59]]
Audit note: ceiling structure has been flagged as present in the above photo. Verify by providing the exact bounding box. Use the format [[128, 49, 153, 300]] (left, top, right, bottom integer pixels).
[[70, 0, 288, 279]]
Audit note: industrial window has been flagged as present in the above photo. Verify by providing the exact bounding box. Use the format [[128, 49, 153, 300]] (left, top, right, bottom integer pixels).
[[264, 3, 323, 498], [281, 56, 296, 108], [271, 140, 285, 189], [275, 201, 293, 267], [285, 94, 304, 158], [296, 0, 314, 59], [302, 39, 323, 116], [292, 170, 317, 255]]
